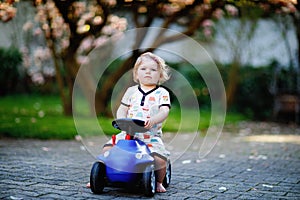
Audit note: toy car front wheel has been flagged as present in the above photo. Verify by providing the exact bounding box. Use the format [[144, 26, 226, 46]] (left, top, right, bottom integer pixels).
[[163, 160, 171, 188], [143, 164, 156, 197], [90, 162, 106, 194]]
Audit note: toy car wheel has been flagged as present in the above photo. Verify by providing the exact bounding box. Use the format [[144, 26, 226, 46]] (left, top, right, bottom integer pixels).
[[163, 160, 171, 188], [143, 164, 156, 197], [90, 162, 106, 194]]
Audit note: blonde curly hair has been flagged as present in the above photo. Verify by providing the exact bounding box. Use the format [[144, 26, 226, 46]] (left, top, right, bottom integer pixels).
[[133, 52, 170, 85]]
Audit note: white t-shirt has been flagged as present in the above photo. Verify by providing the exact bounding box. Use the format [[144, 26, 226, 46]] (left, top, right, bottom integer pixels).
[[121, 85, 171, 137]]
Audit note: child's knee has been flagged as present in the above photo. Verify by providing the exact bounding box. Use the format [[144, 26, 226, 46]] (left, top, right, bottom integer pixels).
[[102, 145, 112, 153], [153, 155, 166, 166]]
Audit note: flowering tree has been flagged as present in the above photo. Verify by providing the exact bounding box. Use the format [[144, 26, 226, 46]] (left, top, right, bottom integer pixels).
[[0, 0, 17, 22], [1, 0, 298, 116], [95, 0, 298, 115], [22, 0, 127, 115]]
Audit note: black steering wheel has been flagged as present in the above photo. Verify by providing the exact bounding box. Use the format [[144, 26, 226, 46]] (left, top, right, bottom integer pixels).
[[112, 118, 148, 135]]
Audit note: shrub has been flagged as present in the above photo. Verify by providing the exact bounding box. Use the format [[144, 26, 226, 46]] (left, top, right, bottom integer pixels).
[[0, 46, 23, 96], [234, 65, 274, 120], [172, 62, 276, 120]]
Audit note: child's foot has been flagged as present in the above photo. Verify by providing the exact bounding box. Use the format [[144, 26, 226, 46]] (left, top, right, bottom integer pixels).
[[156, 182, 166, 193], [86, 182, 90, 188]]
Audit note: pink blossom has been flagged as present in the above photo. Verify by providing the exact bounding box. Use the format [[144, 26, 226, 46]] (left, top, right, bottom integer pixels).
[[111, 32, 124, 42], [0, 5, 16, 22], [23, 21, 34, 31], [213, 8, 224, 19], [33, 47, 52, 68], [72, 1, 86, 17], [31, 73, 45, 85], [104, 0, 117, 7], [78, 37, 94, 53], [77, 24, 90, 34], [225, 4, 238, 16], [184, 0, 194, 5], [20, 46, 29, 54], [259, 3, 271, 12], [115, 18, 127, 31], [45, 0, 55, 10], [43, 66, 55, 76], [54, 16, 64, 26], [281, 3, 296, 13], [21, 47, 31, 68], [43, 48, 52, 60], [162, 4, 180, 16], [61, 39, 70, 49], [52, 28, 64, 38], [93, 16, 103, 25], [102, 25, 115, 35], [34, 28, 42, 36], [81, 12, 94, 21], [77, 19, 85, 26], [41, 23, 49, 31], [93, 36, 109, 48], [77, 56, 90, 65], [35, 7, 47, 23], [201, 19, 214, 27], [203, 28, 212, 38]]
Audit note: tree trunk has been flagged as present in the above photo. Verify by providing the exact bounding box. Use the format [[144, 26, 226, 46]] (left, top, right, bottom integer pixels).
[[95, 54, 138, 116], [296, 16, 300, 70], [45, 38, 74, 116], [63, 56, 76, 116], [293, 5, 300, 69], [65, 52, 100, 116], [226, 61, 240, 107]]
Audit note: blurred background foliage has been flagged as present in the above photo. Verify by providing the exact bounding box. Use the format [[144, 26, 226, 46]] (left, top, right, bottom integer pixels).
[[0, 46, 23, 96], [0, 0, 299, 139], [1, 46, 297, 120]]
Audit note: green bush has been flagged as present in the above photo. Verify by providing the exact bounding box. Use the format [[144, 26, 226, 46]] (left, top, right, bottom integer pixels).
[[0, 46, 23, 96], [172, 62, 276, 120], [232, 62, 298, 120], [275, 65, 298, 95], [234, 66, 274, 120], [169, 62, 211, 109]]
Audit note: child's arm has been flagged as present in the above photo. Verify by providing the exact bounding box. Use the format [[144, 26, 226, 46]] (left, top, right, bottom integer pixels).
[[116, 87, 132, 119], [144, 106, 169, 129], [116, 104, 129, 118]]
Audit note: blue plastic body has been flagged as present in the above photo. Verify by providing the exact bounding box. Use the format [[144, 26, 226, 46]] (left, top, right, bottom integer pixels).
[[97, 139, 154, 183]]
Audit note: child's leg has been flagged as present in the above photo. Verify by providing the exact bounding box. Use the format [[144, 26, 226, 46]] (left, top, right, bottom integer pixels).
[[102, 145, 112, 153], [153, 155, 167, 193]]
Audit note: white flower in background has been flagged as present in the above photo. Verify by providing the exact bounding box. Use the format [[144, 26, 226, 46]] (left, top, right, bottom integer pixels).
[[38, 110, 45, 118]]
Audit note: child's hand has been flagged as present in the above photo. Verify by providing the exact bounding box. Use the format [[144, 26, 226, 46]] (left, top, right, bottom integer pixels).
[[144, 119, 154, 129]]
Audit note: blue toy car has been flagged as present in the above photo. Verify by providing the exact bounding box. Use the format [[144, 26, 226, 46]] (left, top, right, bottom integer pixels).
[[90, 118, 171, 197]]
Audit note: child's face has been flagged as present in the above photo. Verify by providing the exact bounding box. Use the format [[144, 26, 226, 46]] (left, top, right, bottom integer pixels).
[[136, 58, 160, 87]]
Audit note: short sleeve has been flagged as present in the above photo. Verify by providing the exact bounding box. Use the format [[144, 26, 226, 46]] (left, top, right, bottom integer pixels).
[[120, 86, 136, 107], [159, 88, 171, 108]]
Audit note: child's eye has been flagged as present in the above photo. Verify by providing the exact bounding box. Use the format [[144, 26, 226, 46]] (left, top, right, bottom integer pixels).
[[151, 69, 157, 72]]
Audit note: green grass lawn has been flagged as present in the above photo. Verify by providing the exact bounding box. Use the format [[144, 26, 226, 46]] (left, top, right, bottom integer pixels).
[[0, 95, 247, 140]]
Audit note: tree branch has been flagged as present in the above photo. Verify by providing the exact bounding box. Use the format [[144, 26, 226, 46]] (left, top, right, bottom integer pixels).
[[146, 0, 225, 51]]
